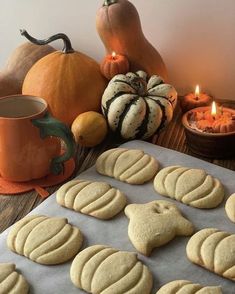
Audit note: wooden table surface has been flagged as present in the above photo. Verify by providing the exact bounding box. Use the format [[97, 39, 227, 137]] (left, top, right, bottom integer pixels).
[[1, 101, 235, 233]]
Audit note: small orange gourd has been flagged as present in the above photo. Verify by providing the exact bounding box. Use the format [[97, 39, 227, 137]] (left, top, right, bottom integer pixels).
[[96, 0, 167, 80], [21, 30, 107, 125]]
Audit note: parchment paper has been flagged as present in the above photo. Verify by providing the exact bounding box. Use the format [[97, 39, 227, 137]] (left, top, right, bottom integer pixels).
[[0, 140, 235, 293]]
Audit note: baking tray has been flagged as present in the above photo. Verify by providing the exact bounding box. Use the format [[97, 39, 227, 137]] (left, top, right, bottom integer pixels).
[[0, 140, 234, 293]]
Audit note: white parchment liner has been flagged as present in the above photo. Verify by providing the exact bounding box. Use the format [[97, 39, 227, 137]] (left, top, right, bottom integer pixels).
[[0, 140, 234, 293]]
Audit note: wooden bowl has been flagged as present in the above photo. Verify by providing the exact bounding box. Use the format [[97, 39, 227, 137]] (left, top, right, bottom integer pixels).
[[182, 107, 235, 158]]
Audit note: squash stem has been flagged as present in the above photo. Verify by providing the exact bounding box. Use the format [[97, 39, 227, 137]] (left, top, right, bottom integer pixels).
[[20, 29, 74, 54], [103, 0, 117, 6]]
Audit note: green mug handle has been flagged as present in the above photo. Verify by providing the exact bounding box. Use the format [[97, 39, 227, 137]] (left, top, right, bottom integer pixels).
[[32, 112, 76, 175]]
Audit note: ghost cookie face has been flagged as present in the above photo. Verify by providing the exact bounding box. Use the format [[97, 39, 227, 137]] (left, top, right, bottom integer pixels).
[[0, 263, 29, 294], [7, 215, 83, 265], [125, 200, 194, 256], [96, 148, 159, 184], [154, 166, 224, 209], [70, 245, 153, 294]]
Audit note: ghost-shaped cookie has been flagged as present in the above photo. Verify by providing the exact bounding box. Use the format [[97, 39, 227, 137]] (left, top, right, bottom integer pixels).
[[125, 200, 194, 256]]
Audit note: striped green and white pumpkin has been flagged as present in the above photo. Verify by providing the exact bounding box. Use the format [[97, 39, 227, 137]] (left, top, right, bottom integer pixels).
[[101, 70, 177, 139]]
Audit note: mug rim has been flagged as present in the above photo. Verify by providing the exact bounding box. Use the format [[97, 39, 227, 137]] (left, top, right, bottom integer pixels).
[[0, 95, 48, 120]]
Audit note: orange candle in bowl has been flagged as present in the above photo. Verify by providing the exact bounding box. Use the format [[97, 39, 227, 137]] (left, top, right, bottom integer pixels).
[[100, 51, 129, 80], [180, 85, 212, 113], [194, 101, 235, 133], [182, 103, 235, 158]]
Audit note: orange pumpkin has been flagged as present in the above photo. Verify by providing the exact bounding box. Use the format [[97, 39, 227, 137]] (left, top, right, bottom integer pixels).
[[96, 0, 167, 80], [21, 30, 107, 125]]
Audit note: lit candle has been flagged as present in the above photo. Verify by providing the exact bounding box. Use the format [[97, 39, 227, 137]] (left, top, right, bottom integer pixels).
[[100, 51, 129, 80], [111, 51, 117, 60], [211, 101, 217, 116], [204, 101, 219, 122], [195, 85, 200, 99], [193, 101, 235, 133], [180, 85, 212, 113]]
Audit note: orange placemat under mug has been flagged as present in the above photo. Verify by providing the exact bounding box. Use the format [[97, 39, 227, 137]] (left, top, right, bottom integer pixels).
[[0, 158, 75, 198]]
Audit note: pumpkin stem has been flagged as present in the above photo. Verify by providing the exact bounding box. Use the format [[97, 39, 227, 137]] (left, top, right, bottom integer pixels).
[[103, 0, 117, 6], [20, 29, 74, 54], [131, 77, 147, 96]]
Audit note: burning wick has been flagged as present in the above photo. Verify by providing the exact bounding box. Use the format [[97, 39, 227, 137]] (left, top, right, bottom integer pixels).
[[195, 85, 200, 100], [111, 51, 117, 60], [211, 101, 217, 119]]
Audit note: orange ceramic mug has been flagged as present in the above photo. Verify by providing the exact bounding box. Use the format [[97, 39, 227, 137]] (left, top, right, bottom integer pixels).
[[0, 95, 76, 182]]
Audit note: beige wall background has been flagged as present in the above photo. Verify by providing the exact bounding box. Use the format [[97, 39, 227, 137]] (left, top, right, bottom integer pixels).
[[0, 0, 235, 100]]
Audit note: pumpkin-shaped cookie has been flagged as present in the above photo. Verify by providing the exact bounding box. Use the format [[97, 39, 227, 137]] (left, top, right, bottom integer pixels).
[[7, 215, 83, 265], [96, 147, 159, 184], [101, 70, 177, 139], [225, 193, 235, 223], [186, 228, 235, 281], [56, 179, 126, 219], [0, 263, 29, 294], [70, 245, 153, 294], [156, 280, 222, 294], [154, 165, 224, 208]]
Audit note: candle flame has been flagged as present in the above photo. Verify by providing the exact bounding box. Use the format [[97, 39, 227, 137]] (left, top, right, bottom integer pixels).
[[111, 51, 116, 59], [211, 101, 217, 116], [195, 85, 200, 97]]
